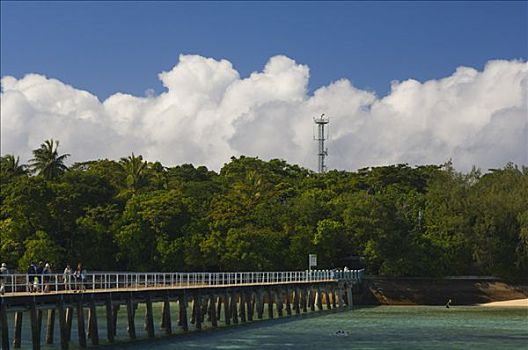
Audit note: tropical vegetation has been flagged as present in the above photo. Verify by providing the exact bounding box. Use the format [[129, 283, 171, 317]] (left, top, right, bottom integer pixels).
[[1, 139, 527, 281]]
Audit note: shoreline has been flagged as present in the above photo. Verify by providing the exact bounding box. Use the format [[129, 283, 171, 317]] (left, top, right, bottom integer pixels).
[[477, 298, 528, 307], [356, 277, 528, 305]]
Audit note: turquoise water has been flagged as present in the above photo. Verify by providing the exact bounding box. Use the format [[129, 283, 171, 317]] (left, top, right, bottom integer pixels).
[[7, 306, 528, 349], [114, 306, 527, 349]]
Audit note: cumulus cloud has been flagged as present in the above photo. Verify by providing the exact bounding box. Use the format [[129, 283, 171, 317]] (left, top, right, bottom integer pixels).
[[1, 54, 527, 171]]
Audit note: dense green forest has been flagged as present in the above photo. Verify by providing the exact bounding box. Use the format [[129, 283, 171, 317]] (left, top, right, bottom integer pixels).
[[1, 139, 527, 280]]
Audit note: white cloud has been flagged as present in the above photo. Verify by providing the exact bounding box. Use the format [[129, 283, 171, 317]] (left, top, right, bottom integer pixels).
[[1, 54, 527, 171]]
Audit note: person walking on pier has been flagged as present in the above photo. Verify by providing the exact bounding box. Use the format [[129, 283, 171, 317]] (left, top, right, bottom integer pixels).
[[0, 263, 8, 295], [43, 262, 52, 292], [63, 264, 72, 291], [36, 261, 44, 292], [74, 263, 85, 291], [27, 262, 37, 292]]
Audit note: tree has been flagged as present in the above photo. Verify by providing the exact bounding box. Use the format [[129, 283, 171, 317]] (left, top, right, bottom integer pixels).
[[313, 218, 347, 268], [18, 231, 64, 271], [118, 153, 149, 197], [1, 154, 28, 179], [423, 165, 474, 275], [114, 190, 190, 271], [29, 139, 70, 180], [469, 164, 528, 279], [76, 205, 120, 270]]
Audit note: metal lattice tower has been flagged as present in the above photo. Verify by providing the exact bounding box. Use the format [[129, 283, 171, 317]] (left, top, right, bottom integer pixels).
[[313, 114, 329, 173]]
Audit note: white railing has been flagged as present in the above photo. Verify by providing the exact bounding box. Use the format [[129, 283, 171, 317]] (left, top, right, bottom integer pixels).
[[0, 269, 364, 295]]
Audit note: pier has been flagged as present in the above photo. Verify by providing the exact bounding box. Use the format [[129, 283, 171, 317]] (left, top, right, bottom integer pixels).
[[0, 270, 363, 349]]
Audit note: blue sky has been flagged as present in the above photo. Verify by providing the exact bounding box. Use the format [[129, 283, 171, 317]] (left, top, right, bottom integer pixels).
[[1, 1, 527, 171], [1, 1, 527, 99]]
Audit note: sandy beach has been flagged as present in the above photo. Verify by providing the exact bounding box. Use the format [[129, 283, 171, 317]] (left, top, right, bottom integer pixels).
[[478, 298, 528, 307]]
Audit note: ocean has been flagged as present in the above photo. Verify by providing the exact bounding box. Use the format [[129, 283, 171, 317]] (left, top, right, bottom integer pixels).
[[8, 304, 526, 349]]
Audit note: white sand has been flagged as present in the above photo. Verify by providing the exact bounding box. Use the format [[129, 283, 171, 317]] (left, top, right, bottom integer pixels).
[[478, 298, 528, 307]]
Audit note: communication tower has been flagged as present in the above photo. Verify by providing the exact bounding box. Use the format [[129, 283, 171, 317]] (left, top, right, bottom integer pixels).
[[313, 114, 329, 173]]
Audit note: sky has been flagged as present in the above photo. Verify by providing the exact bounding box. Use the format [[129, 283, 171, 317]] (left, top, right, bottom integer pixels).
[[1, 1, 527, 172]]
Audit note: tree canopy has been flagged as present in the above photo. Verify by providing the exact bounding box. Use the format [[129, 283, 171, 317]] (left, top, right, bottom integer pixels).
[[1, 142, 526, 281]]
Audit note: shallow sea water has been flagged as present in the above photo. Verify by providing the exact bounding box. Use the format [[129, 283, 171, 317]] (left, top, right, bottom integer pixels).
[[8, 305, 528, 349], [115, 306, 528, 350]]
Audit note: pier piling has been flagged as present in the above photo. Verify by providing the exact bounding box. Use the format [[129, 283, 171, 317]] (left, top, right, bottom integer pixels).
[[1, 301, 9, 350], [144, 296, 155, 338], [57, 300, 68, 350], [88, 300, 99, 345], [30, 302, 40, 350], [126, 299, 136, 339], [76, 302, 87, 348], [46, 309, 55, 344], [13, 311, 23, 349]]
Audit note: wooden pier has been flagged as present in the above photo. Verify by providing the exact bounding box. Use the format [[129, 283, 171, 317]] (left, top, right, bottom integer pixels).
[[0, 270, 362, 349]]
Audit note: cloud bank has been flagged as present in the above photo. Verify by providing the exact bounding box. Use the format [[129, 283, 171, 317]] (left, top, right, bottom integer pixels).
[[1, 55, 527, 171]]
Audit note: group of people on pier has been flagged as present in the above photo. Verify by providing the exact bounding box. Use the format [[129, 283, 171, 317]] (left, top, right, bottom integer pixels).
[[62, 263, 88, 292], [26, 261, 53, 292], [0, 261, 87, 294]]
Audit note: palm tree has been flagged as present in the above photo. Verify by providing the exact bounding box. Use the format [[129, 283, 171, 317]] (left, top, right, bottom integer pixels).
[[29, 139, 70, 180], [0, 154, 28, 177], [119, 153, 149, 195]]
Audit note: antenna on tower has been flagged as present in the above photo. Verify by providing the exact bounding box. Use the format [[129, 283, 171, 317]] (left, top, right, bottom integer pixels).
[[313, 113, 329, 173]]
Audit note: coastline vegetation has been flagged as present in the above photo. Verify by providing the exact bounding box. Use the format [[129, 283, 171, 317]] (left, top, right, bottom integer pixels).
[[1, 139, 527, 280]]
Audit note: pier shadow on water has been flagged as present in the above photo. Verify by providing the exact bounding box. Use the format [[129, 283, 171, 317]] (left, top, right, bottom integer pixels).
[[109, 306, 528, 350], [6, 305, 527, 349]]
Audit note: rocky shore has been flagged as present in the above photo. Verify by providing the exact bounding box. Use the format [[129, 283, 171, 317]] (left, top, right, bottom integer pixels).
[[356, 277, 528, 306]]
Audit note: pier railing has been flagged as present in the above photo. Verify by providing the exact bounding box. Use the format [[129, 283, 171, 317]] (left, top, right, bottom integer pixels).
[[1, 269, 363, 294]]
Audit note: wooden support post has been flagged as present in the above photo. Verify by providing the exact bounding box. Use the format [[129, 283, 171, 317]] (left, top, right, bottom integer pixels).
[[239, 292, 246, 322], [88, 301, 99, 346], [216, 296, 222, 320], [190, 297, 196, 325], [57, 301, 68, 350], [317, 288, 323, 311], [302, 288, 308, 313], [231, 294, 238, 324], [126, 299, 136, 339], [46, 309, 55, 344], [162, 298, 172, 335], [246, 293, 253, 321], [346, 284, 353, 308], [13, 311, 23, 349], [105, 299, 114, 343], [179, 295, 189, 332], [332, 288, 337, 309], [1, 301, 9, 350], [277, 289, 284, 317], [210, 296, 218, 328], [160, 300, 167, 330], [65, 307, 73, 341], [30, 302, 41, 350], [309, 288, 316, 312], [194, 295, 202, 330], [223, 294, 231, 325], [87, 309, 92, 339], [76, 303, 87, 348], [293, 288, 300, 315], [285, 288, 292, 316], [338, 287, 344, 311], [144, 296, 155, 338], [325, 289, 332, 310], [201, 297, 209, 323], [112, 305, 119, 337], [37, 310, 43, 341], [256, 292, 263, 319], [267, 290, 274, 319]]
